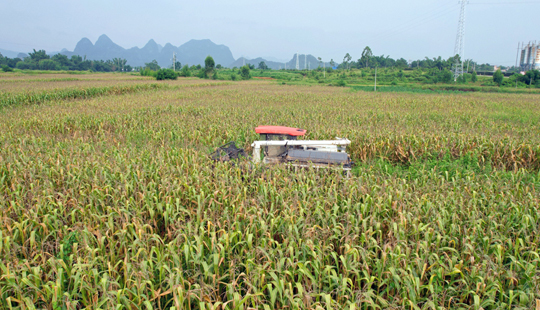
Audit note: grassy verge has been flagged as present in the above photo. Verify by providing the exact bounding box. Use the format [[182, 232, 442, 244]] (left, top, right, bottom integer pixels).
[[350, 84, 540, 94], [353, 153, 540, 187]]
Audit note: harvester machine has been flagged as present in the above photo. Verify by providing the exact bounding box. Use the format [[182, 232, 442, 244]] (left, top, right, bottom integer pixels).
[[211, 126, 353, 173]]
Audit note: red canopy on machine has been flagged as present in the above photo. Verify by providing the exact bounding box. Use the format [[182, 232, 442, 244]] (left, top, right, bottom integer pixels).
[[255, 126, 306, 136]]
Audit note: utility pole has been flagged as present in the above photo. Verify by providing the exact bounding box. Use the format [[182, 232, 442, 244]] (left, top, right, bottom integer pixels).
[[453, 0, 468, 81], [515, 42, 521, 70], [374, 67, 377, 92]]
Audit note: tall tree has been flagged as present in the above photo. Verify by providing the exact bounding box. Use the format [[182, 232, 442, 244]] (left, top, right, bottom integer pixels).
[[360, 46, 373, 68], [258, 61, 268, 70], [493, 69, 503, 86], [240, 65, 251, 80], [144, 60, 160, 71], [471, 71, 477, 83], [28, 49, 49, 62], [205, 56, 215, 72], [343, 53, 352, 70]]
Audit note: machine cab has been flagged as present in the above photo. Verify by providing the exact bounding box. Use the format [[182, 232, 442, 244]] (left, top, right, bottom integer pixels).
[[255, 126, 306, 157]]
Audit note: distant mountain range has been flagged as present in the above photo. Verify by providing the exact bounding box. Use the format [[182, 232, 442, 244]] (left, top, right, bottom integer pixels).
[[58, 34, 235, 68], [0, 48, 28, 59], [1, 35, 333, 69]]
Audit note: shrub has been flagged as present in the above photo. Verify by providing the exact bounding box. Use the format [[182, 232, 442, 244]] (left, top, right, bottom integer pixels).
[[156, 69, 177, 80], [38, 59, 59, 70], [439, 70, 453, 83], [1, 65, 13, 72], [179, 65, 191, 77], [493, 69, 503, 86], [230, 73, 237, 81], [240, 65, 251, 80], [140, 68, 156, 77], [197, 70, 208, 79], [336, 80, 346, 87]]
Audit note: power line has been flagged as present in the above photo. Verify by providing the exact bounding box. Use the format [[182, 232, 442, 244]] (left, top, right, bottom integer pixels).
[[369, 2, 459, 44], [470, 1, 540, 4], [320, 2, 460, 58], [369, 6, 460, 49]]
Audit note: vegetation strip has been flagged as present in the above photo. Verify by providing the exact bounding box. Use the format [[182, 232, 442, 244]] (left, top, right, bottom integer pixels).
[[350, 84, 540, 94], [0, 81, 232, 108]]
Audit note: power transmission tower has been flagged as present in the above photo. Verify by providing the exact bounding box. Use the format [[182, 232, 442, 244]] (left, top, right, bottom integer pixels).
[[296, 52, 299, 70], [452, 0, 468, 81], [172, 52, 177, 71], [305, 54, 307, 70]]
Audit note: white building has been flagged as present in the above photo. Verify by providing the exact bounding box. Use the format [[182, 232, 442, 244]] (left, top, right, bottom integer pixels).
[[519, 41, 540, 71]]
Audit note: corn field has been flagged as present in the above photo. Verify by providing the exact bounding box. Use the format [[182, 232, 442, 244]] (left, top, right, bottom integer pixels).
[[0, 73, 539, 309]]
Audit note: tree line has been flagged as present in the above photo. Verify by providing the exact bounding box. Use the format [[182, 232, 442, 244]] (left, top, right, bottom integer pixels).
[[0, 49, 132, 72], [140, 56, 252, 81]]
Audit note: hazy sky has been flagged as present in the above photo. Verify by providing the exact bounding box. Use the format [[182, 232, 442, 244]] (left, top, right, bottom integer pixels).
[[1, 0, 539, 65]]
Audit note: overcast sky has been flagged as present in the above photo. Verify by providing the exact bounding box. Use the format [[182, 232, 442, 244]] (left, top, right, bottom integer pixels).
[[1, 0, 539, 65]]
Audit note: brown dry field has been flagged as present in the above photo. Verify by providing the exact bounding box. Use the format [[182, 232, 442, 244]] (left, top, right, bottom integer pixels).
[[0, 72, 216, 94]]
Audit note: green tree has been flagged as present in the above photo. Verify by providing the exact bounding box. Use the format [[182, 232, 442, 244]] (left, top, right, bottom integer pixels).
[[197, 69, 208, 79], [52, 54, 70, 69], [471, 71, 477, 83], [205, 56, 215, 72], [39, 59, 58, 70], [360, 46, 373, 68], [395, 58, 408, 68], [174, 61, 181, 71], [522, 69, 540, 85], [180, 65, 191, 77], [16, 60, 36, 70], [493, 69, 503, 86], [240, 65, 251, 80], [29, 49, 49, 62], [330, 59, 335, 68], [258, 61, 268, 70], [145, 60, 160, 71], [343, 53, 352, 70]]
